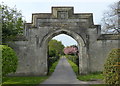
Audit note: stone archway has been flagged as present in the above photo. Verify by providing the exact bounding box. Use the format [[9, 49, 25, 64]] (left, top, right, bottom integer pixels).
[[12, 6, 119, 76], [42, 29, 88, 75], [13, 7, 94, 76]]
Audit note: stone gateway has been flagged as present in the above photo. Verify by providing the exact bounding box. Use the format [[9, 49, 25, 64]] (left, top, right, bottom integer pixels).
[[10, 7, 120, 76]]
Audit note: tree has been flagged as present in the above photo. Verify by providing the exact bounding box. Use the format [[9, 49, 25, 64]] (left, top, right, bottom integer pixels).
[[48, 39, 64, 57], [64, 45, 78, 55], [64, 45, 79, 66], [101, 1, 120, 34], [1, 3, 24, 43], [48, 49, 56, 57]]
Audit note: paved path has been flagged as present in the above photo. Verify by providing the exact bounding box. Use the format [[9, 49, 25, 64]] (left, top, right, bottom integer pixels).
[[41, 56, 102, 84]]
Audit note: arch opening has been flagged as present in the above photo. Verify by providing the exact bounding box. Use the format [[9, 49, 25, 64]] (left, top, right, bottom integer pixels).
[[47, 33, 79, 74], [42, 29, 89, 75]]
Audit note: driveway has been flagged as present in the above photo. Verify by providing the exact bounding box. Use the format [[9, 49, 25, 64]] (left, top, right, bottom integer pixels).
[[41, 56, 103, 84]]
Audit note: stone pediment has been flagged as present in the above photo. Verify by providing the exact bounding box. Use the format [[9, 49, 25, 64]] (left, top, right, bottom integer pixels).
[[28, 7, 94, 28], [32, 7, 93, 19]]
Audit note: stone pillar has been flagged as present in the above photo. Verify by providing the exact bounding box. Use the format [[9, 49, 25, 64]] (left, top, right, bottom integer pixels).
[[79, 45, 89, 75]]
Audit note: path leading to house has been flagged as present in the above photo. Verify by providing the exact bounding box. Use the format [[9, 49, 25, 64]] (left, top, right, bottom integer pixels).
[[41, 56, 102, 84]]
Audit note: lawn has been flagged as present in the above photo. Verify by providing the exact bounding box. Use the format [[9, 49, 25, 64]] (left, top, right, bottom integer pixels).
[[2, 60, 59, 85], [2, 76, 48, 85], [67, 59, 104, 81], [77, 73, 104, 81]]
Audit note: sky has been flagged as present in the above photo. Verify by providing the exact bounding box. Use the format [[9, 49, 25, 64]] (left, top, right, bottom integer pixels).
[[1, 0, 119, 47]]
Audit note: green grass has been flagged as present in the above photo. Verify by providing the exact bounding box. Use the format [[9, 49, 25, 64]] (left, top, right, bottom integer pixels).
[[67, 58, 104, 81], [2, 60, 59, 85], [89, 84, 107, 86], [77, 73, 104, 81], [2, 76, 48, 85], [49, 60, 59, 75], [67, 59, 79, 75]]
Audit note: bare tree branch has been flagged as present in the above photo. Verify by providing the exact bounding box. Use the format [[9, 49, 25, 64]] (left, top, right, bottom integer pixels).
[[101, 1, 119, 34]]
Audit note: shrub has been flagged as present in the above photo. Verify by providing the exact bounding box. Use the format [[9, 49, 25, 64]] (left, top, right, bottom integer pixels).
[[48, 57, 58, 67], [48, 49, 56, 57], [103, 49, 120, 84], [48, 56, 59, 74], [65, 55, 79, 66], [0, 45, 18, 76]]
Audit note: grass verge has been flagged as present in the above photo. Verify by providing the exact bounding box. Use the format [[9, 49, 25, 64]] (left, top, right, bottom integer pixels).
[[67, 59, 103, 81], [48, 60, 59, 75], [2, 60, 59, 85], [67, 59, 79, 75], [77, 73, 104, 81], [2, 76, 48, 85]]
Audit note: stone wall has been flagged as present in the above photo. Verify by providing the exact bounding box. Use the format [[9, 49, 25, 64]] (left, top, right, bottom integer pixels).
[[9, 7, 120, 76], [89, 40, 119, 72]]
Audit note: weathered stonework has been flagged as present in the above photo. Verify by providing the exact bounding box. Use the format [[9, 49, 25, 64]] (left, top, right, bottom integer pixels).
[[10, 7, 120, 76]]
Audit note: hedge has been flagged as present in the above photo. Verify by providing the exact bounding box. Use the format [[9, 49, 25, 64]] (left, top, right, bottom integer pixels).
[[103, 48, 120, 85], [0, 45, 18, 76], [65, 55, 79, 66]]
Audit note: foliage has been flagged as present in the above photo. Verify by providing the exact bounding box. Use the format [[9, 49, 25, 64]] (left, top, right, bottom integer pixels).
[[64, 45, 78, 55], [48, 39, 64, 72], [68, 57, 103, 82], [2, 76, 48, 85], [48, 39, 64, 57], [48, 49, 56, 57], [1, 3, 24, 43], [2, 60, 59, 85], [0, 45, 18, 76], [101, 1, 120, 34], [103, 49, 120, 84], [48, 56, 58, 69], [66, 55, 79, 66], [77, 72, 103, 81], [0, 58, 1, 84], [64, 45, 79, 66], [48, 61, 59, 75], [67, 59, 79, 75]]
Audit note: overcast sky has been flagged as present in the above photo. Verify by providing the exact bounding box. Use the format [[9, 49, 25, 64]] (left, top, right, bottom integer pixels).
[[1, 0, 119, 47]]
